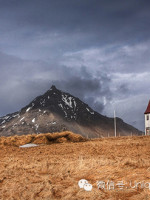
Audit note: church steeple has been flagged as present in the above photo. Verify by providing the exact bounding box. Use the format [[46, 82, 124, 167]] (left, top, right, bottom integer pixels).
[[144, 100, 150, 114]]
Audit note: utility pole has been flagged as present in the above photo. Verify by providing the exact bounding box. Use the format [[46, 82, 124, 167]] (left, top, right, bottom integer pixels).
[[114, 110, 117, 137]]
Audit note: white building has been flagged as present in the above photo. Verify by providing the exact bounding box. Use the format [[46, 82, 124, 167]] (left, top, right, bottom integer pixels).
[[144, 100, 150, 135]]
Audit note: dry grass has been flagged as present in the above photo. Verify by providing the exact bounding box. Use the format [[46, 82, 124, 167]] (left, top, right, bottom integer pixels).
[[0, 131, 86, 146], [0, 133, 150, 199]]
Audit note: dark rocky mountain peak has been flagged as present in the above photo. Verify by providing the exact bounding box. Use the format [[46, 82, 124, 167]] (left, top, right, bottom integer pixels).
[[50, 85, 57, 90], [0, 85, 142, 137], [21, 85, 97, 124]]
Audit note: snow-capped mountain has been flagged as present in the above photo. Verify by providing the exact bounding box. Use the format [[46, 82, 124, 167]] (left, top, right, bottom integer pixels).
[[0, 85, 141, 137], [21, 85, 96, 122]]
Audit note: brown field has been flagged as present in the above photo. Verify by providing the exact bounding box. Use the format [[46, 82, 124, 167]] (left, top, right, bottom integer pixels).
[[0, 131, 150, 200]]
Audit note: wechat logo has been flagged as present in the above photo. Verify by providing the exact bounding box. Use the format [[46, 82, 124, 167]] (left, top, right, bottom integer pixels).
[[78, 179, 93, 191]]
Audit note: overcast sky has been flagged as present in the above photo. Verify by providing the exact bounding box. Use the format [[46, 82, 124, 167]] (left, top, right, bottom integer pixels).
[[0, 0, 150, 131]]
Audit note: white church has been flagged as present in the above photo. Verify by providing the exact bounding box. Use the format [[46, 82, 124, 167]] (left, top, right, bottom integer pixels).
[[144, 100, 150, 135]]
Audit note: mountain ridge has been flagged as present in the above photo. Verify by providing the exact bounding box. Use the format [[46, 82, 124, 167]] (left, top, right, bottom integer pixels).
[[0, 85, 142, 137]]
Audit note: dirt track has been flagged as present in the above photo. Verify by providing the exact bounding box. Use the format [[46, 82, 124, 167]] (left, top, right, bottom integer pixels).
[[0, 133, 150, 199]]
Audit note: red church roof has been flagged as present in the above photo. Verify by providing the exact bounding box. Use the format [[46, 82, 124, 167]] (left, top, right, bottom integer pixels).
[[144, 100, 150, 114]]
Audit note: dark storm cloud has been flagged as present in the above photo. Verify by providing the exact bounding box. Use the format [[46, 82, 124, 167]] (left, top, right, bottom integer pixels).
[[118, 84, 129, 94], [50, 67, 112, 113], [0, 0, 150, 131], [0, 51, 111, 116], [1, 0, 150, 50]]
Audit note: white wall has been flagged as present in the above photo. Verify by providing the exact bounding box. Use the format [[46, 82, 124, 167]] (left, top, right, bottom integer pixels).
[[145, 114, 150, 135]]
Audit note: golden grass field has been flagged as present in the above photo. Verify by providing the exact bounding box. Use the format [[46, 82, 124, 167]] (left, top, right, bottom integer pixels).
[[0, 131, 150, 200]]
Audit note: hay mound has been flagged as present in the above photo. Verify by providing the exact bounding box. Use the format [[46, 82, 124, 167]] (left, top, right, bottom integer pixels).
[[0, 131, 87, 146]]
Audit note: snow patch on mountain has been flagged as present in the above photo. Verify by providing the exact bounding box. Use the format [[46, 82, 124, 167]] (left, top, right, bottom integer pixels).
[[86, 107, 94, 115], [40, 99, 46, 107], [35, 124, 39, 130], [32, 118, 35, 123], [20, 117, 25, 121], [0, 112, 19, 126], [62, 94, 73, 108], [26, 107, 32, 112]]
